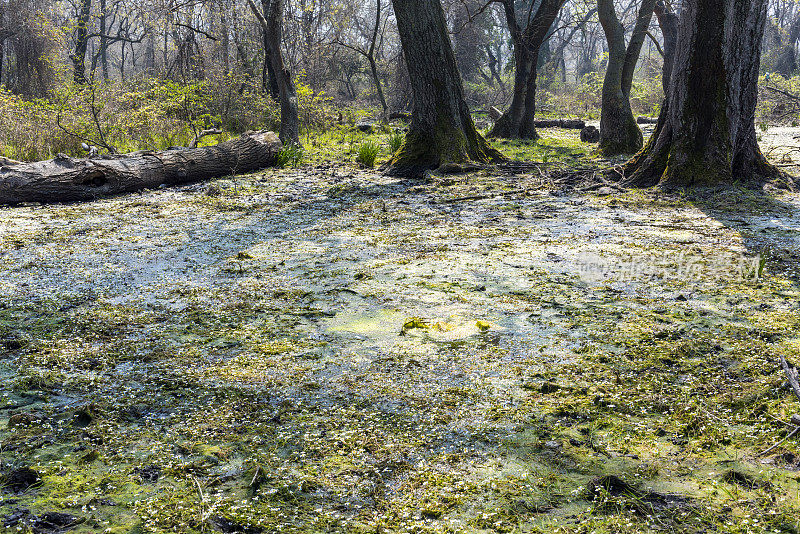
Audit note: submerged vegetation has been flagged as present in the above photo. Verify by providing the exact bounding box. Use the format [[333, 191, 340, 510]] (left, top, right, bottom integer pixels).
[[1, 157, 800, 532]]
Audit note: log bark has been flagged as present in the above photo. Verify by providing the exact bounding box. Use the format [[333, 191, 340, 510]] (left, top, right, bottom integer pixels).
[[622, 0, 783, 188], [0, 131, 282, 205], [534, 119, 586, 129], [387, 0, 504, 176]]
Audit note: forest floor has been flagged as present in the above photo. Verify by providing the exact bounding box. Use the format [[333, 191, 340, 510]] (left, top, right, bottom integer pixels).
[[1, 128, 800, 533]]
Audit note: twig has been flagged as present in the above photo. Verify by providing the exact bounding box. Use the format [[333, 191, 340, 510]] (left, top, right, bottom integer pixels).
[[0, 156, 22, 166], [763, 85, 800, 102], [757, 426, 799, 458], [757, 358, 800, 457], [192, 475, 207, 532]]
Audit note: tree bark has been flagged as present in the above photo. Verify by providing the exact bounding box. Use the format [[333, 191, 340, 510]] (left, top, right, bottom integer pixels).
[[70, 0, 92, 84], [247, 0, 300, 144], [387, 0, 504, 176], [653, 0, 677, 95], [489, 0, 566, 139], [258, 0, 280, 99], [597, 0, 656, 156], [0, 132, 282, 205], [622, 0, 782, 188], [99, 0, 108, 80]]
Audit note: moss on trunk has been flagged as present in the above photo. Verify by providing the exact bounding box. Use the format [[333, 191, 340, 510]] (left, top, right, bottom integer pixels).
[[387, 0, 505, 176], [622, 0, 785, 188]]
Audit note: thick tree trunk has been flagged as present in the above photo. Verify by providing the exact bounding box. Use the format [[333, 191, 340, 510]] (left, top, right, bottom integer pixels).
[[387, 0, 503, 176], [597, 0, 656, 156], [0, 132, 282, 205], [247, 0, 299, 144], [489, 0, 565, 140], [622, 0, 781, 188]]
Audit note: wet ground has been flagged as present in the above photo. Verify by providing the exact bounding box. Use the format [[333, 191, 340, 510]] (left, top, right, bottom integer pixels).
[[1, 131, 800, 533]]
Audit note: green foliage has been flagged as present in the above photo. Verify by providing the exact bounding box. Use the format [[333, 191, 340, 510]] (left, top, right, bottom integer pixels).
[[536, 72, 604, 121], [757, 73, 800, 124], [296, 78, 335, 138], [276, 144, 305, 168], [388, 130, 404, 154], [0, 76, 294, 162], [356, 139, 380, 168]]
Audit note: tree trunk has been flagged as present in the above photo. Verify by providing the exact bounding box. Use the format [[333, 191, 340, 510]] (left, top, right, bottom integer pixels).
[[70, 0, 92, 84], [653, 0, 677, 95], [491, 44, 534, 138], [387, 0, 504, 176], [0, 132, 282, 205], [248, 0, 299, 144], [622, 0, 781, 188], [258, 0, 280, 100], [144, 27, 156, 74], [368, 0, 388, 120], [597, 0, 656, 156], [489, 0, 565, 140], [99, 0, 109, 80]]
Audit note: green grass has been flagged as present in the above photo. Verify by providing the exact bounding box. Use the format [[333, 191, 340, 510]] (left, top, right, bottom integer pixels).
[[356, 139, 380, 168]]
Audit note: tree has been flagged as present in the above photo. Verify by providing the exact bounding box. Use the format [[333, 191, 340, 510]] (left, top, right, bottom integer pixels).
[[452, 0, 489, 83], [247, 0, 300, 144], [387, 0, 504, 176], [70, 0, 92, 84], [622, 0, 782, 188], [334, 0, 389, 119], [489, 0, 566, 139], [597, 0, 657, 156]]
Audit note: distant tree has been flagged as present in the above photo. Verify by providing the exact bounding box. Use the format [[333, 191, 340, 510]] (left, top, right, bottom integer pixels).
[[70, 0, 92, 84], [489, 0, 567, 139], [247, 0, 300, 144], [597, 0, 657, 156], [452, 0, 489, 83], [334, 0, 389, 119]]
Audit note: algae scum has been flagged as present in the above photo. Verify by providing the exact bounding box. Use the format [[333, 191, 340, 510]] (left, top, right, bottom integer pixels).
[[1, 166, 800, 533]]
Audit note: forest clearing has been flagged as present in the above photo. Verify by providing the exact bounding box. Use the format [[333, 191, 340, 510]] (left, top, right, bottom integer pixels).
[[2, 0, 800, 532]]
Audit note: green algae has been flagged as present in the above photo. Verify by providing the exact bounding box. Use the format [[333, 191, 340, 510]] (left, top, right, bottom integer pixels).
[[0, 145, 799, 533]]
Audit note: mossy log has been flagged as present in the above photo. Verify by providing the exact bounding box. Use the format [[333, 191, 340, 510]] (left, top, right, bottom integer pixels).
[[0, 131, 282, 205], [533, 119, 586, 129]]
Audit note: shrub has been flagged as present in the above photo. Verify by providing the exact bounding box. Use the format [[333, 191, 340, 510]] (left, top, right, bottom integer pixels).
[[356, 139, 380, 168], [276, 144, 305, 168], [388, 131, 404, 154]]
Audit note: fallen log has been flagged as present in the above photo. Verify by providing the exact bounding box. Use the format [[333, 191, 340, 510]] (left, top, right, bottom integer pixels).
[[636, 116, 659, 125], [534, 119, 586, 129], [0, 131, 282, 205]]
